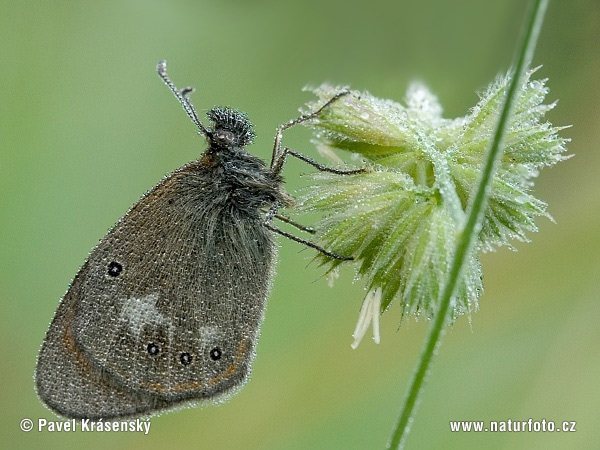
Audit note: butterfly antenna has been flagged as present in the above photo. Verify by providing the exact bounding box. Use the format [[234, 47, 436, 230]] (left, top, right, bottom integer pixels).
[[157, 60, 210, 137]]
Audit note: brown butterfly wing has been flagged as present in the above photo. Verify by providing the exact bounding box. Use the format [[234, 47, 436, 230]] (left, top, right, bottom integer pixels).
[[36, 161, 275, 418], [35, 259, 175, 419]]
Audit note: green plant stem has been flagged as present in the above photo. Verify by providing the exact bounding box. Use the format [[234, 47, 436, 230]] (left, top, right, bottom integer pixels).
[[387, 1, 549, 448]]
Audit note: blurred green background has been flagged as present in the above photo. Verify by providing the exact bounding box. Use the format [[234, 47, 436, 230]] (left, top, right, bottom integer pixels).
[[1, 1, 598, 448]]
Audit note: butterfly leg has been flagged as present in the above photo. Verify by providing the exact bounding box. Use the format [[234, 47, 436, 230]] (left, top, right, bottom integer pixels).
[[270, 90, 351, 169], [264, 223, 353, 261], [273, 212, 315, 234], [272, 147, 368, 177], [263, 205, 352, 261]]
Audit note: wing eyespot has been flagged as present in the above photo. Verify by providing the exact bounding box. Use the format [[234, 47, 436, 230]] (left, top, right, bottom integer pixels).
[[147, 342, 160, 356], [209, 347, 222, 361], [180, 352, 193, 365], [107, 261, 123, 277]]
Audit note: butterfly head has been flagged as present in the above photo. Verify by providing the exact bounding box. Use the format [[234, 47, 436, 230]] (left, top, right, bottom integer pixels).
[[207, 107, 255, 149]]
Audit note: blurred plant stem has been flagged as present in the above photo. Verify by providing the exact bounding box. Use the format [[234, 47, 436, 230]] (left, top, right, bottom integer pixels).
[[388, 0, 549, 448]]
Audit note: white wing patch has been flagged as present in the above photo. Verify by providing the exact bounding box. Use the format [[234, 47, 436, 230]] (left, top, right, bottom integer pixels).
[[120, 293, 170, 339], [198, 326, 220, 341]]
